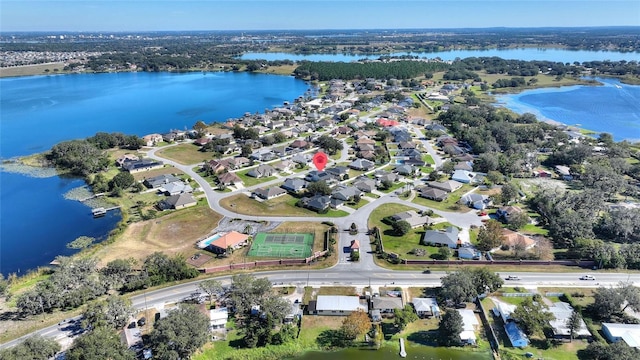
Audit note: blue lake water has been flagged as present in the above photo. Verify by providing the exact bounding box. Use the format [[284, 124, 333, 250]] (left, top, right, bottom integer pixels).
[[0, 72, 310, 276], [241, 48, 640, 63], [495, 77, 640, 142]]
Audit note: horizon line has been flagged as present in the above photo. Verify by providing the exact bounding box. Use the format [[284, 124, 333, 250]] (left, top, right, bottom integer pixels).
[[2, 25, 640, 34]]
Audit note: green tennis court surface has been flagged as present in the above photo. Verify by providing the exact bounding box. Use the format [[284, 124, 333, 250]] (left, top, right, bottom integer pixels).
[[248, 232, 314, 258]]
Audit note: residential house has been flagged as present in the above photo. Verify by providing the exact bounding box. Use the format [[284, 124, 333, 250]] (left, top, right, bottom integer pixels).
[[281, 178, 307, 193], [459, 193, 491, 210], [217, 172, 243, 187], [458, 247, 481, 260], [290, 139, 309, 149], [292, 153, 311, 165], [193, 137, 211, 146], [142, 133, 163, 147], [207, 231, 250, 255], [458, 309, 480, 345], [116, 154, 139, 167], [301, 195, 331, 212], [253, 186, 287, 200], [144, 174, 182, 189], [412, 298, 440, 318], [227, 157, 251, 169], [305, 171, 334, 184], [500, 229, 536, 251], [454, 162, 474, 172], [371, 297, 404, 315], [395, 164, 417, 176], [122, 159, 163, 173], [331, 186, 362, 202], [451, 170, 475, 184], [353, 177, 376, 193], [532, 169, 553, 178], [398, 141, 417, 150], [391, 210, 431, 228], [422, 227, 460, 249], [158, 193, 197, 210], [209, 307, 229, 331], [325, 166, 350, 181], [427, 180, 462, 193], [555, 165, 573, 180], [250, 149, 275, 162], [162, 181, 193, 196], [204, 159, 228, 174], [349, 159, 375, 171], [602, 323, 640, 348], [310, 295, 367, 316], [273, 160, 293, 173], [492, 299, 517, 323], [419, 187, 448, 201], [247, 164, 277, 178], [496, 206, 524, 221], [548, 302, 591, 339]]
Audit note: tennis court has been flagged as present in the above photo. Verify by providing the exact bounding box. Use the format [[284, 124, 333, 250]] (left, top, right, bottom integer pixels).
[[247, 232, 314, 258]]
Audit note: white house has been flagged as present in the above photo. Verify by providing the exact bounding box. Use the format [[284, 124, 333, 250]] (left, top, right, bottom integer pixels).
[[311, 295, 367, 316], [451, 170, 475, 184], [209, 307, 229, 331], [458, 309, 480, 345], [548, 302, 591, 339], [602, 323, 640, 348], [412, 297, 440, 318]]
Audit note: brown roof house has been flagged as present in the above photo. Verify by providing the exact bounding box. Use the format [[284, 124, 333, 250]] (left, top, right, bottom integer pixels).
[[499, 229, 536, 251], [207, 231, 250, 255]]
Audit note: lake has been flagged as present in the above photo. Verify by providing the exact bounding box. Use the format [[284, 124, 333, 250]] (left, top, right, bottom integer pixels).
[[494, 77, 640, 142], [0, 72, 310, 276], [291, 345, 491, 360], [241, 48, 640, 63]]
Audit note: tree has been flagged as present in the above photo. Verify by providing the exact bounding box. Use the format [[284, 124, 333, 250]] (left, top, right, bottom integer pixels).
[[351, 251, 360, 261], [101, 258, 135, 290], [82, 296, 133, 330], [306, 180, 332, 196], [470, 267, 504, 295], [315, 135, 343, 155], [0, 335, 60, 360], [392, 220, 412, 236], [340, 310, 371, 342], [149, 305, 210, 360], [440, 271, 477, 304], [229, 273, 273, 316], [241, 144, 253, 158], [476, 220, 505, 251], [436, 246, 452, 260], [109, 171, 135, 190], [511, 296, 553, 337], [67, 326, 135, 360], [438, 310, 463, 346], [507, 211, 530, 230], [199, 278, 223, 306], [193, 120, 208, 137], [591, 286, 625, 319], [501, 183, 519, 204], [566, 310, 583, 342], [394, 304, 418, 330]]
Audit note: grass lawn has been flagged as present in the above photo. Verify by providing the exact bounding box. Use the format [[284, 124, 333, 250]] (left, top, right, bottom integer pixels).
[[236, 170, 277, 187], [378, 181, 407, 194], [90, 204, 221, 267], [412, 184, 475, 212], [345, 198, 369, 210], [269, 221, 330, 254], [155, 143, 212, 165], [423, 154, 435, 164], [317, 286, 358, 296], [220, 193, 348, 218], [521, 224, 549, 236], [0, 62, 67, 77]]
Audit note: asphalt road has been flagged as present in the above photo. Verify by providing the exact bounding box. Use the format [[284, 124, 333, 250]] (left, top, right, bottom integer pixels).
[[2, 269, 637, 350]]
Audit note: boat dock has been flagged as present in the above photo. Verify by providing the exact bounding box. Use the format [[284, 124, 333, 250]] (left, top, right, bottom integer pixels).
[[399, 338, 407, 358], [92, 206, 120, 218]]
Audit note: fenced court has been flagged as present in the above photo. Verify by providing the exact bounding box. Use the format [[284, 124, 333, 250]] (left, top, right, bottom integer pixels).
[[248, 232, 314, 258]]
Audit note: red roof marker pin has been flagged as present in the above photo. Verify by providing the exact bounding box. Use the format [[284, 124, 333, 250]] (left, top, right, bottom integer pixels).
[[312, 152, 328, 171]]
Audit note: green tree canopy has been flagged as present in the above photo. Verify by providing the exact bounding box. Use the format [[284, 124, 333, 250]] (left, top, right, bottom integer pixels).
[[148, 305, 210, 360], [0, 335, 60, 360], [438, 310, 463, 346], [67, 326, 135, 360]]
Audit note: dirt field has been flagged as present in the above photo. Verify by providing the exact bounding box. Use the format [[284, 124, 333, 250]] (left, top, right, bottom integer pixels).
[[93, 205, 222, 266]]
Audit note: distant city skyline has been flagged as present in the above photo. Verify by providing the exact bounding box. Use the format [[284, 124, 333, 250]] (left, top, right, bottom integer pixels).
[[1, 0, 639, 32]]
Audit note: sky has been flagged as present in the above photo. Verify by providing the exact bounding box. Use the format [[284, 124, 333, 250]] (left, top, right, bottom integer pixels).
[[1, 0, 639, 32]]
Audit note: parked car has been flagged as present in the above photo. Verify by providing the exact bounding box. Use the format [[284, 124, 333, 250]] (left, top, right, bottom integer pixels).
[[137, 317, 146, 326], [505, 275, 520, 281], [580, 275, 596, 280]]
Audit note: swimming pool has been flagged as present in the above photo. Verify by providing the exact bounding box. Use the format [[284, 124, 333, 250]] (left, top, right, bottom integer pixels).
[[197, 233, 223, 248]]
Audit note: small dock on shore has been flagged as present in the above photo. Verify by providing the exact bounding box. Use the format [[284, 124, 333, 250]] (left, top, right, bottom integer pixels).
[[92, 206, 120, 218], [399, 338, 406, 358], [79, 193, 106, 202]]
